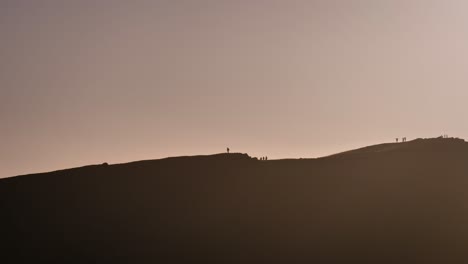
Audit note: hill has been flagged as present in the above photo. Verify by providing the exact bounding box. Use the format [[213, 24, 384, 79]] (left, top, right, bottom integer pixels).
[[2, 138, 468, 263]]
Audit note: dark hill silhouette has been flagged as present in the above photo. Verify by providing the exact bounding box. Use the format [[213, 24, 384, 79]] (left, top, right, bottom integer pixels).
[[2, 139, 468, 263]]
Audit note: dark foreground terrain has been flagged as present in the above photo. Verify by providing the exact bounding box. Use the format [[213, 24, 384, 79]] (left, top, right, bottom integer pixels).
[[3, 138, 468, 263]]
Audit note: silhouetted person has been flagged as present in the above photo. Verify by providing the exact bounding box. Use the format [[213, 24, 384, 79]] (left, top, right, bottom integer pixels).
[[227, 148, 230, 154], [265, 156, 268, 161], [396, 138, 399, 143]]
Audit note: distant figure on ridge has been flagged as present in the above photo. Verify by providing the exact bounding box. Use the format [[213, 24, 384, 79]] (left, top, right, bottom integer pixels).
[[396, 138, 399, 143], [227, 147, 230, 154]]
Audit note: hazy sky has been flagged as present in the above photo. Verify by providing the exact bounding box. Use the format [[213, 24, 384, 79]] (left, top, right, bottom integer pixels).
[[2, 0, 468, 177]]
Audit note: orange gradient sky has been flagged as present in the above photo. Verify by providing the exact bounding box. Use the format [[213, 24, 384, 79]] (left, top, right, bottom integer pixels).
[[2, 0, 468, 177]]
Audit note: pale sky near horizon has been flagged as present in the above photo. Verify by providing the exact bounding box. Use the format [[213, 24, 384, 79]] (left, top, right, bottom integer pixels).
[[2, 0, 468, 177]]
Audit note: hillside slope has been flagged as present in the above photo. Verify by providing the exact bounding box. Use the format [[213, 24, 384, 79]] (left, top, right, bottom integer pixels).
[[2, 139, 468, 263]]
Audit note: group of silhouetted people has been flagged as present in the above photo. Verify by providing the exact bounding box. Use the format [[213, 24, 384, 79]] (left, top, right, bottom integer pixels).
[[395, 135, 456, 143], [396, 137, 407, 143]]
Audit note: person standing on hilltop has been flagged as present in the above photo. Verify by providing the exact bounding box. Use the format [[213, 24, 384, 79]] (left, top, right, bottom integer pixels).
[[227, 147, 230, 154]]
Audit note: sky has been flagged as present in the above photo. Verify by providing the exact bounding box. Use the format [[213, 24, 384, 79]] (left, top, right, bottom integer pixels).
[[2, 0, 468, 177]]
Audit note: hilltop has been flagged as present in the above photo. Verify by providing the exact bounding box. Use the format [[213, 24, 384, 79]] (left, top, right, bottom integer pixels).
[[329, 137, 467, 157], [2, 138, 468, 263]]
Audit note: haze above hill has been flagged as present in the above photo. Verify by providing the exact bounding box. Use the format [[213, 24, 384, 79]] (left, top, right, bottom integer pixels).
[[3, 1, 468, 178]]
